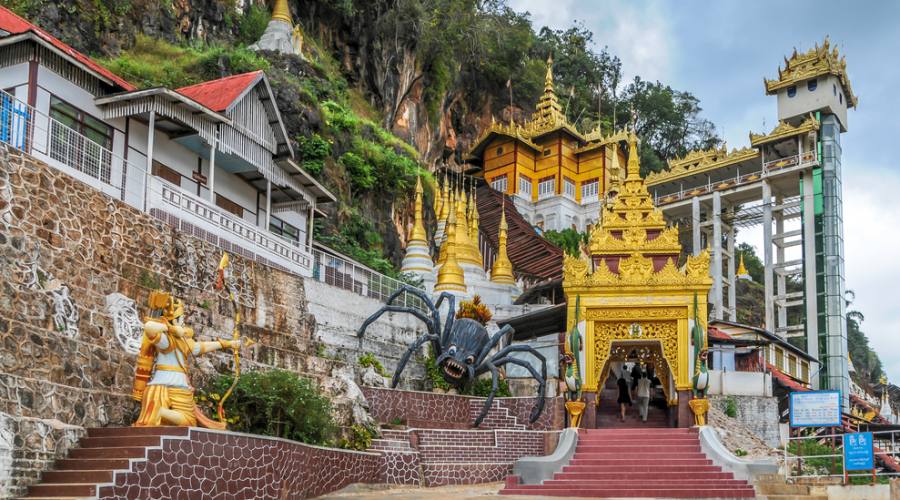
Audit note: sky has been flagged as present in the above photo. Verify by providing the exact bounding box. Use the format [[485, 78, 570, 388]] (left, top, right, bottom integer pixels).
[[508, 0, 900, 382]]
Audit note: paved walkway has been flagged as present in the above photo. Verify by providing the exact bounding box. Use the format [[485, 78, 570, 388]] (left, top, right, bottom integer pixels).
[[317, 482, 670, 499]]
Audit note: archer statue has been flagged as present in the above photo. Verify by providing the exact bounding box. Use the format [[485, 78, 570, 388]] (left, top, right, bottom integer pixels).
[[132, 253, 250, 428]]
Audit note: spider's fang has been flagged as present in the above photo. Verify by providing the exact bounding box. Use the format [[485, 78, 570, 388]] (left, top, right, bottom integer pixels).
[[442, 358, 466, 379]]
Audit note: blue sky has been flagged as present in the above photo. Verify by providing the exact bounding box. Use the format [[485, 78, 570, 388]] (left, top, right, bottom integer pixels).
[[509, 0, 900, 382]]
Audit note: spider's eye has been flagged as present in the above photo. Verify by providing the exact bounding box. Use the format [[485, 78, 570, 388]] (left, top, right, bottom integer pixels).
[[448, 345, 457, 355], [466, 355, 475, 365]]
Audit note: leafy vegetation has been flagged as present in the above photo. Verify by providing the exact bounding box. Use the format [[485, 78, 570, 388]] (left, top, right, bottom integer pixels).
[[197, 369, 338, 446], [358, 353, 390, 378], [723, 396, 738, 418], [337, 424, 376, 451], [236, 4, 270, 46], [543, 228, 588, 256]]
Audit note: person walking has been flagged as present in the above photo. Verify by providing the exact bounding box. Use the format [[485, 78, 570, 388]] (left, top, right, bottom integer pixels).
[[616, 372, 632, 422], [636, 371, 652, 423]]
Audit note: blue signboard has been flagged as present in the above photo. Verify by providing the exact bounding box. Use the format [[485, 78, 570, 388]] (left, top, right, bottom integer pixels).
[[789, 391, 842, 427], [844, 432, 874, 471]]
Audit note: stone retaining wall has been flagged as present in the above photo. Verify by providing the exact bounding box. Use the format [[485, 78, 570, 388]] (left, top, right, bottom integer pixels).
[[709, 394, 780, 448], [0, 144, 424, 496]]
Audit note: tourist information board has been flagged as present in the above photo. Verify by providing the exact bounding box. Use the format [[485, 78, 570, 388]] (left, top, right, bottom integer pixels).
[[844, 432, 874, 471], [789, 390, 841, 427]]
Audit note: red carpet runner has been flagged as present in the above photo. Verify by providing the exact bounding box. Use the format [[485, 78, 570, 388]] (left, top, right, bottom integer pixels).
[[501, 427, 756, 498]]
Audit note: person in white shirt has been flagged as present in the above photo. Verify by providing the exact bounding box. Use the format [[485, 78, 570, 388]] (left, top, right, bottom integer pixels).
[[636, 370, 652, 423]]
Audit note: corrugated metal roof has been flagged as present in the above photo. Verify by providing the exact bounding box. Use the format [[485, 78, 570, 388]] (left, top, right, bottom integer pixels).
[[0, 6, 135, 91], [476, 184, 563, 282], [176, 71, 263, 112]]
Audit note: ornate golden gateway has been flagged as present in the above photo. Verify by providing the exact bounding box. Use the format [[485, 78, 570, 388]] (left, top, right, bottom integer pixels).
[[563, 132, 711, 393]]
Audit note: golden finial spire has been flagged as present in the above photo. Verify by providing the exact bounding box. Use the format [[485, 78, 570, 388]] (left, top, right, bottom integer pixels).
[[532, 54, 563, 126], [736, 253, 751, 280], [469, 188, 484, 264], [491, 198, 515, 285], [455, 186, 480, 266], [435, 196, 467, 293], [439, 178, 451, 222], [433, 174, 443, 218], [272, 0, 293, 25], [626, 130, 641, 180], [409, 175, 427, 245], [545, 54, 554, 92]]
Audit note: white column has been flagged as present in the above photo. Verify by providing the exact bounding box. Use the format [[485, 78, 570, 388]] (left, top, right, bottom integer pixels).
[[802, 172, 819, 389], [775, 193, 787, 330], [712, 191, 723, 320], [308, 203, 315, 248], [726, 205, 736, 321], [762, 180, 774, 332], [692, 196, 701, 256], [208, 127, 218, 204], [265, 180, 272, 229], [142, 111, 156, 211]]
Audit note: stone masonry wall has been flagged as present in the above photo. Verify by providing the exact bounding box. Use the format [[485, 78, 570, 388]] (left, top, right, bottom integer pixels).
[[0, 146, 425, 497], [710, 394, 780, 448]]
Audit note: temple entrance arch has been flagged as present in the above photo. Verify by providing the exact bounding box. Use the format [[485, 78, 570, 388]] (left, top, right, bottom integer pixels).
[[595, 339, 674, 406]]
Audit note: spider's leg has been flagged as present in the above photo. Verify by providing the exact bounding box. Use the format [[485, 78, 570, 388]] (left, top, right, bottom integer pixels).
[[475, 324, 515, 365], [473, 361, 500, 427], [391, 333, 439, 388], [490, 344, 548, 383], [434, 292, 456, 346], [357, 305, 436, 339], [383, 285, 440, 333], [492, 356, 547, 423]]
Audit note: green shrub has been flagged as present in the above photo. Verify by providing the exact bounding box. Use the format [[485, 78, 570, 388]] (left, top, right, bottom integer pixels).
[[197, 369, 338, 446], [321, 100, 360, 133], [338, 424, 375, 451], [339, 151, 375, 190], [358, 353, 389, 378], [237, 4, 271, 45], [466, 376, 512, 397], [734, 448, 748, 457], [724, 396, 738, 418], [543, 228, 588, 256], [424, 348, 451, 391], [297, 134, 331, 175]]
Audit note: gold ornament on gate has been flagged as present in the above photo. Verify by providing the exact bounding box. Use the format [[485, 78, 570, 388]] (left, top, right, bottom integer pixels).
[[688, 398, 710, 426]]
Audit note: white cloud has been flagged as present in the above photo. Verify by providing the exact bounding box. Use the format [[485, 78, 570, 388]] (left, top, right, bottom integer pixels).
[[507, 0, 578, 32]]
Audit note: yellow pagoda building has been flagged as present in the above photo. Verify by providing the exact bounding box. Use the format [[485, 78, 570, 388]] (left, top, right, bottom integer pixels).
[[562, 132, 712, 427], [466, 57, 628, 232]]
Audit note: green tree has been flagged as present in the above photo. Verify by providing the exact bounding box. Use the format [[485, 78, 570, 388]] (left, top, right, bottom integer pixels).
[[543, 228, 586, 256]]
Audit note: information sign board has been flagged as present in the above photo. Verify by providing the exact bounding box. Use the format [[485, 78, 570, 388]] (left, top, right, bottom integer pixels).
[[789, 390, 841, 427], [844, 432, 874, 471]]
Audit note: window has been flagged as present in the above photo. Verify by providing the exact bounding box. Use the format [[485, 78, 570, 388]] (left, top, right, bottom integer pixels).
[[270, 215, 301, 242], [215, 193, 244, 218], [775, 348, 784, 370], [581, 178, 599, 202], [543, 148, 551, 157], [839, 93, 843, 105], [833, 83, 837, 96], [49, 95, 113, 183], [787, 86, 797, 98], [518, 175, 532, 196], [495, 146, 504, 156], [537, 176, 555, 199], [490, 174, 508, 193], [807, 79, 817, 91], [152, 160, 182, 186], [564, 177, 576, 198], [801, 362, 809, 383], [788, 354, 797, 376]]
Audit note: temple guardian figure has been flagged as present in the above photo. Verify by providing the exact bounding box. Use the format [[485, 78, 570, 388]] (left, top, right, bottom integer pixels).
[[132, 291, 243, 429]]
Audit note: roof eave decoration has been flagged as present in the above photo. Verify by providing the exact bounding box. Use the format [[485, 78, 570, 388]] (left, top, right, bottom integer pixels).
[[749, 113, 820, 147], [764, 37, 858, 108], [465, 122, 542, 162], [644, 145, 760, 187]]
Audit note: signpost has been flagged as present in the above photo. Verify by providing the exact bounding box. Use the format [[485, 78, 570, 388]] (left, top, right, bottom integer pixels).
[[789, 391, 842, 427], [843, 432, 875, 484]]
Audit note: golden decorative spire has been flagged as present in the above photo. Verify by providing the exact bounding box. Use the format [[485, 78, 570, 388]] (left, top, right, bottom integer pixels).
[[491, 200, 515, 285], [544, 54, 554, 92], [625, 130, 641, 181], [469, 189, 484, 264], [433, 176, 443, 220], [435, 197, 467, 293], [272, 0, 293, 25], [531, 54, 564, 128], [409, 176, 428, 245], [736, 253, 751, 281], [439, 180, 451, 222], [455, 188, 481, 266]]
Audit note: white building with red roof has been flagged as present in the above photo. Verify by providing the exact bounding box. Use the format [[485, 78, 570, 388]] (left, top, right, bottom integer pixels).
[[0, 6, 334, 278]]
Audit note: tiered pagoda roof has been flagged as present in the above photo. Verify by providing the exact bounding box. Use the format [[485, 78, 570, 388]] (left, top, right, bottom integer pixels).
[[764, 37, 857, 108]]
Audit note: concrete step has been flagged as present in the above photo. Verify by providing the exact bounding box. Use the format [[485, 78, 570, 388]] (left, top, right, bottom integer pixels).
[[55, 458, 131, 470], [561, 464, 727, 473], [541, 479, 750, 487], [41, 470, 113, 484], [25, 483, 97, 498], [500, 486, 756, 498], [85, 426, 188, 438], [574, 445, 702, 453], [555, 470, 735, 481], [756, 482, 813, 495], [68, 447, 147, 459], [576, 437, 699, 444], [77, 435, 161, 448], [760, 496, 827, 500], [564, 458, 711, 466]]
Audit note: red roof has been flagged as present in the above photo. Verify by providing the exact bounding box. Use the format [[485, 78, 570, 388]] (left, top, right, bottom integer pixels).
[[0, 7, 134, 91], [768, 363, 808, 392], [708, 326, 735, 343], [176, 71, 263, 112]]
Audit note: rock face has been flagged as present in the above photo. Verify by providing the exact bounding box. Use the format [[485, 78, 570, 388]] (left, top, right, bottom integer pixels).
[[0, 145, 426, 497]]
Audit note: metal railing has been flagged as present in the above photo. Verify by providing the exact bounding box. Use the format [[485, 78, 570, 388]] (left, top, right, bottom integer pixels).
[[786, 428, 900, 482], [654, 152, 819, 206], [0, 88, 422, 309]]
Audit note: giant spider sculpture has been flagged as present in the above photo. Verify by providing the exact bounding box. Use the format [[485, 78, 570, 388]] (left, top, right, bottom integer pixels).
[[357, 285, 547, 427]]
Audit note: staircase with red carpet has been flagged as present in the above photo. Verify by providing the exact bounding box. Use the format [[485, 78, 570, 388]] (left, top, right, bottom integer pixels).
[[500, 427, 757, 498]]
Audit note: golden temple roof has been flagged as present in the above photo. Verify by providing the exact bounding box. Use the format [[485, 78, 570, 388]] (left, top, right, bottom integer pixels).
[[749, 113, 819, 147], [564, 132, 711, 290], [644, 144, 759, 187], [765, 37, 857, 108]]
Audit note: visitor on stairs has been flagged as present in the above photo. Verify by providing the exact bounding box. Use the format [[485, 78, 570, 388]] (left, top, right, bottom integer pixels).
[[636, 371, 651, 422], [616, 372, 632, 422]]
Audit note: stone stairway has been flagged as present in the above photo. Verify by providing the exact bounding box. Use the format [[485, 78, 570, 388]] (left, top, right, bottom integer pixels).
[[500, 427, 757, 498], [23, 427, 187, 499]]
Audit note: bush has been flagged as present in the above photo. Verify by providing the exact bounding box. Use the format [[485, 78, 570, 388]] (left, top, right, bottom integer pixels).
[[466, 376, 512, 397], [197, 369, 338, 446], [358, 353, 389, 378], [543, 228, 588, 256], [338, 424, 375, 451], [238, 4, 271, 45], [724, 396, 738, 418], [297, 134, 331, 175], [340, 151, 375, 190]]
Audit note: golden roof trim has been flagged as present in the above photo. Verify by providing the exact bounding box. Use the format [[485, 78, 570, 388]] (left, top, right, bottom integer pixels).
[[645, 146, 760, 186], [764, 37, 857, 108], [749, 114, 819, 146], [562, 252, 712, 289]]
